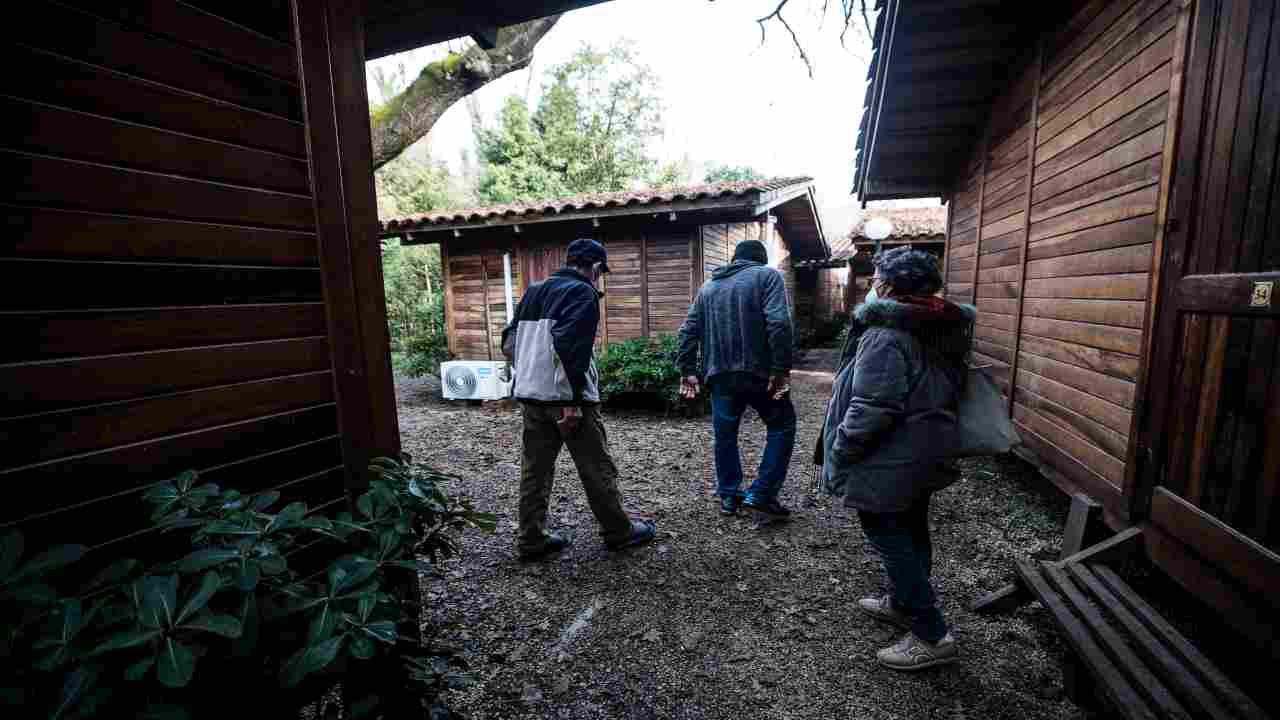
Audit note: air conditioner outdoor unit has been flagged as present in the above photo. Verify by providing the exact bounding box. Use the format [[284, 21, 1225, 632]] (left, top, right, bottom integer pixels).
[[440, 361, 513, 401]]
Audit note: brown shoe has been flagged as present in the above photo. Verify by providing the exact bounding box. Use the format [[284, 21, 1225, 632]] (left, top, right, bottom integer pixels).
[[858, 594, 911, 631], [876, 632, 957, 671]]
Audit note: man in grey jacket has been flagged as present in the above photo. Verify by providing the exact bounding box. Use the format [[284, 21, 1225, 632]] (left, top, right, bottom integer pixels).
[[677, 240, 796, 517]]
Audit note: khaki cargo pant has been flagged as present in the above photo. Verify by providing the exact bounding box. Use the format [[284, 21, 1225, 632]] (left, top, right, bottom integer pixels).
[[518, 404, 632, 553]]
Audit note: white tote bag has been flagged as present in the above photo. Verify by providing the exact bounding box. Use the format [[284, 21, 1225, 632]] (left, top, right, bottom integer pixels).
[[953, 365, 1020, 457]]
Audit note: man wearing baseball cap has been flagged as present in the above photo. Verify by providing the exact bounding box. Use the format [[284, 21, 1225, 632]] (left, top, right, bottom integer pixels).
[[501, 238, 656, 560]]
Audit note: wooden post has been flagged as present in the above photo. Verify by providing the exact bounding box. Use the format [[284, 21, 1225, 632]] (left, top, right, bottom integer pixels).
[[639, 233, 650, 339], [480, 255, 495, 361], [1124, 0, 1197, 521], [441, 240, 457, 357], [969, 126, 992, 306], [1061, 493, 1105, 559], [293, 0, 399, 486], [940, 194, 954, 300], [1006, 40, 1044, 417]]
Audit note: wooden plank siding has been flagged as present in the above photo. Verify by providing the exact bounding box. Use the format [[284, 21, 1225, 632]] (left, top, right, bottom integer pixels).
[[0, 1, 349, 553], [936, 0, 1181, 518]]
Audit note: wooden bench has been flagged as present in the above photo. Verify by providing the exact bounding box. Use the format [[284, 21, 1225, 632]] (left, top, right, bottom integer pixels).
[[1015, 557, 1267, 720]]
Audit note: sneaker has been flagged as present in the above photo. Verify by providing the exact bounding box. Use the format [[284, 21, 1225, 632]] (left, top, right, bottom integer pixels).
[[517, 529, 573, 562], [858, 594, 911, 631], [606, 520, 657, 551], [742, 496, 791, 517], [876, 632, 957, 671], [720, 496, 741, 516]]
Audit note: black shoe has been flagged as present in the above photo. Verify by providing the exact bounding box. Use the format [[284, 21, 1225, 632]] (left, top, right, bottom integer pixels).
[[742, 497, 792, 517], [605, 520, 657, 551], [517, 529, 573, 562], [720, 496, 741, 516]]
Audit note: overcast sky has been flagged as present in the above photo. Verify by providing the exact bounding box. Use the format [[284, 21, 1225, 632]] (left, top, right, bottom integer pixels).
[[366, 0, 939, 234]]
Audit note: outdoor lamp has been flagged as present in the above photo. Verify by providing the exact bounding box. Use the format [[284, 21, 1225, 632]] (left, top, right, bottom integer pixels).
[[864, 216, 893, 254]]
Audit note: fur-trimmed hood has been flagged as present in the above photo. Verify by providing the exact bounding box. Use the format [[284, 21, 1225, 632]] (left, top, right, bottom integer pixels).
[[853, 297, 975, 361]]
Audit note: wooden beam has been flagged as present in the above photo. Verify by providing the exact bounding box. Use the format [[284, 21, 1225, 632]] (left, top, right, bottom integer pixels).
[[639, 233, 649, 339], [294, 0, 399, 486], [1007, 41, 1043, 418], [1149, 487, 1280, 599], [480, 255, 495, 361], [1174, 272, 1280, 315], [442, 241, 457, 357], [968, 125, 991, 306], [941, 195, 954, 300], [856, 0, 902, 198], [1061, 492, 1104, 559], [1126, 0, 1195, 518]]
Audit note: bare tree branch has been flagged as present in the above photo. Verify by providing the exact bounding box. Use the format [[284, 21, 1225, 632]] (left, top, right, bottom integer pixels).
[[370, 15, 561, 169], [862, 0, 873, 38], [756, 0, 813, 78]]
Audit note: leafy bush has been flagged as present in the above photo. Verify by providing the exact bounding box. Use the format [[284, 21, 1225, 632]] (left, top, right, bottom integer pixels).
[[596, 334, 682, 406], [0, 457, 493, 719]]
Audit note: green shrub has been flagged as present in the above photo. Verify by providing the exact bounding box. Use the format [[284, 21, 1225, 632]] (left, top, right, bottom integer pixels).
[[0, 457, 493, 719], [596, 334, 682, 406]]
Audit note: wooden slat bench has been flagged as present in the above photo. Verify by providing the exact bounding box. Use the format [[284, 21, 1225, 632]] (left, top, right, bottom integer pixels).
[[1015, 557, 1268, 720]]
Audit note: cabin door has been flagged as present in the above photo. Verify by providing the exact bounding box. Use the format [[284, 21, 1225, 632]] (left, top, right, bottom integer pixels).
[[1135, 0, 1280, 611]]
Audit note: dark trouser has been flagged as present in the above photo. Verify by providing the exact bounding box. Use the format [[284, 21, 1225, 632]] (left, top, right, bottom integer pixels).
[[518, 404, 632, 552], [709, 373, 797, 502], [858, 494, 947, 643]]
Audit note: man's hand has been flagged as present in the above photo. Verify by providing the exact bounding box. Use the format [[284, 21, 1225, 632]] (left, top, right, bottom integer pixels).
[[679, 375, 701, 400], [767, 373, 791, 400], [557, 406, 583, 436]]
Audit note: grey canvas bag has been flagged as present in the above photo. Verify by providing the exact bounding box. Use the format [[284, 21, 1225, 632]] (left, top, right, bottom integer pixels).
[[953, 364, 1020, 457]]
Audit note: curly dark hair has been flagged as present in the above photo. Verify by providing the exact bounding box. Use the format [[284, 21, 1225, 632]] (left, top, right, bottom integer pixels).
[[872, 246, 943, 296]]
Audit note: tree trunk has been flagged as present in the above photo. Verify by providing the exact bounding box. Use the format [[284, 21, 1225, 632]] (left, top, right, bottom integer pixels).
[[370, 16, 561, 169]]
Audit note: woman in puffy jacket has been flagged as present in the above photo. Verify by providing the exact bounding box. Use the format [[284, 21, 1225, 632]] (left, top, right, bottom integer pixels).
[[819, 246, 975, 671]]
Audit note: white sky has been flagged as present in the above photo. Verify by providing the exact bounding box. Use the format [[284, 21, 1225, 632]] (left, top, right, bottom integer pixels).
[[365, 0, 939, 236]]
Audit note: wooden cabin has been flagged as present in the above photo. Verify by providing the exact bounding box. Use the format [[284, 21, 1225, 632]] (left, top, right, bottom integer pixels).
[[0, 0, 611, 552], [379, 179, 829, 358], [855, 0, 1280, 682]]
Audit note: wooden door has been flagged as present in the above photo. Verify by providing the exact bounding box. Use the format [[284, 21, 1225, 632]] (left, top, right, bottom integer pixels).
[[1135, 0, 1280, 650]]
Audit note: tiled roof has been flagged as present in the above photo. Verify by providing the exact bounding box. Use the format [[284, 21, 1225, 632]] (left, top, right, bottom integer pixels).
[[380, 177, 814, 233], [828, 206, 947, 260]]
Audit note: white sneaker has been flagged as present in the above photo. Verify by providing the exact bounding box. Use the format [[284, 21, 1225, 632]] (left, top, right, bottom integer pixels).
[[858, 594, 912, 630], [876, 632, 957, 671]]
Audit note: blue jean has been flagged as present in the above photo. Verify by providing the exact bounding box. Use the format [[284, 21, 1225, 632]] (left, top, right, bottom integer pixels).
[[709, 373, 797, 502], [858, 494, 947, 643]]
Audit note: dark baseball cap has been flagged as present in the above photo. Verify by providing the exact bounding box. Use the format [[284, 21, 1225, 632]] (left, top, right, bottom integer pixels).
[[566, 238, 611, 273]]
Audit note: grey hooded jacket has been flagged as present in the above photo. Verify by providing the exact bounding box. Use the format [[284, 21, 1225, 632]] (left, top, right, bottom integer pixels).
[[821, 297, 976, 512], [501, 268, 602, 405], [676, 260, 793, 382]]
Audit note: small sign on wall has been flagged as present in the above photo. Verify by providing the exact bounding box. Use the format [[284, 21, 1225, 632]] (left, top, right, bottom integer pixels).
[[1251, 281, 1273, 308]]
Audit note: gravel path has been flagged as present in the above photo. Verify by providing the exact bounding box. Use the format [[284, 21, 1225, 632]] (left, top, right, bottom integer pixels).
[[399, 352, 1089, 719]]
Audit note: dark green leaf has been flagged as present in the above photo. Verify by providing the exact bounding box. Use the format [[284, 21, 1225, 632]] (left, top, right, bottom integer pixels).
[[250, 491, 281, 512], [280, 635, 345, 687], [156, 638, 196, 688], [308, 602, 337, 644], [177, 548, 239, 574], [357, 593, 376, 623], [349, 635, 376, 660], [89, 628, 162, 657], [35, 645, 71, 672], [82, 558, 140, 593], [468, 513, 498, 533], [407, 479, 429, 500], [6, 582, 57, 606], [142, 483, 180, 504], [235, 561, 260, 592], [328, 557, 377, 596], [58, 599, 83, 645], [301, 516, 333, 532], [231, 592, 259, 657], [362, 621, 397, 644], [179, 612, 242, 638], [177, 571, 221, 624], [125, 655, 156, 681], [356, 493, 374, 519], [14, 544, 84, 581], [378, 528, 401, 559], [173, 470, 197, 493], [140, 575, 179, 629], [187, 483, 219, 500], [51, 665, 99, 720], [0, 530, 21, 581], [258, 552, 288, 576], [349, 694, 382, 719], [276, 501, 307, 526], [203, 521, 260, 537]]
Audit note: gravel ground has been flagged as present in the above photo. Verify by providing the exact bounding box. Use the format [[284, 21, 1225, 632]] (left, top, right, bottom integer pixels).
[[398, 351, 1090, 720]]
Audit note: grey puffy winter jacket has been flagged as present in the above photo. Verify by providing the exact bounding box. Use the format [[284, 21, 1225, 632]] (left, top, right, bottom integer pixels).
[[821, 297, 975, 513]]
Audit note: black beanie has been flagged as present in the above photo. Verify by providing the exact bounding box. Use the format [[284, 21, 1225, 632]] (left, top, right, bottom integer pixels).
[[733, 240, 769, 264]]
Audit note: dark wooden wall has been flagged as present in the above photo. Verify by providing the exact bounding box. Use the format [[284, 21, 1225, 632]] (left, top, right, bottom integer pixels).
[[2, 0, 397, 552], [941, 0, 1185, 520]]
